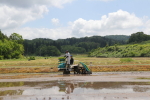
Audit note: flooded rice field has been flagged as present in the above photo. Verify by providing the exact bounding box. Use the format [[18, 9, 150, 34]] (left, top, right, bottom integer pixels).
[[0, 72, 150, 100]]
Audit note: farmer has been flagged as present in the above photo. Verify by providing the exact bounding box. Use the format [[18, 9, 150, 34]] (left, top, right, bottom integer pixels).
[[65, 50, 71, 69], [70, 55, 74, 65]]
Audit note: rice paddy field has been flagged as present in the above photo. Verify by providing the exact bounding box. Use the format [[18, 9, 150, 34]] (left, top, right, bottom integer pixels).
[[0, 55, 150, 74], [0, 55, 150, 100]]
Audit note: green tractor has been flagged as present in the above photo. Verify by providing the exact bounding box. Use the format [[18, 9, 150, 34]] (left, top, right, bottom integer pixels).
[[58, 57, 92, 74]]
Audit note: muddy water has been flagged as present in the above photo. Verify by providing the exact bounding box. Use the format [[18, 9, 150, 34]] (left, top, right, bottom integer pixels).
[[0, 80, 150, 100]]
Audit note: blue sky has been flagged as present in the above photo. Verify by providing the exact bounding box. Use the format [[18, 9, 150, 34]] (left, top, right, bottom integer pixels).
[[0, 0, 150, 40]]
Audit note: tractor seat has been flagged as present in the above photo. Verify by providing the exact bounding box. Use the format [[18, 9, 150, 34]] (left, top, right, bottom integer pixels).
[[70, 64, 78, 68]]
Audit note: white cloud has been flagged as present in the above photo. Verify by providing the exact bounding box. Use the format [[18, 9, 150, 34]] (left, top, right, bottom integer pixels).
[[0, 0, 74, 31], [0, 0, 75, 39], [0, 0, 74, 8], [71, 10, 144, 37], [0, 5, 48, 30], [143, 19, 150, 34], [1, 0, 150, 41], [2, 9, 150, 40], [51, 18, 60, 25], [5, 27, 72, 40]]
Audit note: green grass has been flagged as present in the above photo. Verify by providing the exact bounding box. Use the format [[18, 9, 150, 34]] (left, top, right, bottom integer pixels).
[[137, 77, 150, 80], [0, 55, 150, 68], [120, 58, 134, 63], [1, 55, 150, 73]]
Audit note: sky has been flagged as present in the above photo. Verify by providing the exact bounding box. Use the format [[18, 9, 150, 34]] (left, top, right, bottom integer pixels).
[[0, 0, 150, 40]]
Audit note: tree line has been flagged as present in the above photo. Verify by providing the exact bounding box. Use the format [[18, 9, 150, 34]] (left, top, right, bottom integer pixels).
[[24, 36, 126, 56], [128, 32, 150, 43], [1, 30, 150, 59], [0, 31, 24, 59]]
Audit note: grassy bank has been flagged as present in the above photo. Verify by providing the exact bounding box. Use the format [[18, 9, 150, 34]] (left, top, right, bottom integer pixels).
[[0, 55, 150, 73]]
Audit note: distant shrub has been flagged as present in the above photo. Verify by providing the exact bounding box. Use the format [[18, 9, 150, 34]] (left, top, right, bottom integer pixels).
[[107, 47, 114, 51], [120, 58, 134, 63], [139, 46, 143, 50], [29, 56, 35, 60], [0, 56, 3, 60]]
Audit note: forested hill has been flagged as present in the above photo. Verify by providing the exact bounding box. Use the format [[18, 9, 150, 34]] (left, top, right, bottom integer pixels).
[[1, 30, 150, 59], [104, 35, 130, 42], [88, 32, 150, 57], [24, 35, 128, 56]]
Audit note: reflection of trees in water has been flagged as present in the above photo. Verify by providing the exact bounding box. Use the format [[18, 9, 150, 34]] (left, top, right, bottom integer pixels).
[[1, 80, 150, 97], [133, 86, 150, 92], [0, 81, 58, 97], [0, 82, 24, 97], [24, 81, 58, 89], [0, 82, 24, 88], [23, 81, 150, 93], [78, 82, 125, 89], [0, 90, 23, 96], [24, 80, 75, 94], [58, 81, 150, 94], [78, 82, 150, 90], [58, 81, 126, 94]]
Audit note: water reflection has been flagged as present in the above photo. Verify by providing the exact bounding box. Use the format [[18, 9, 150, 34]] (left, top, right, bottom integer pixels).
[[0, 90, 23, 96], [0, 81, 150, 100], [0, 82, 24, 88], [133, 86, 150, 92]]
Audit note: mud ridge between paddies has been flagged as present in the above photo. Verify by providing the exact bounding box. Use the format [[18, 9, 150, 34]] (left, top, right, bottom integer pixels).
[[0, 64, 150, 74]]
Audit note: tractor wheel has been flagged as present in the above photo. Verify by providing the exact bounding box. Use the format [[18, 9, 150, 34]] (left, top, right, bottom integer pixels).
[[74, 66, 80, 74], [63, 70, 70, 74]]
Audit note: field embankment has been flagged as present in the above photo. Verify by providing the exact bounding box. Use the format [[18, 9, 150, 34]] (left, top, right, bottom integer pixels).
[[0, 56, 150, 74]]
